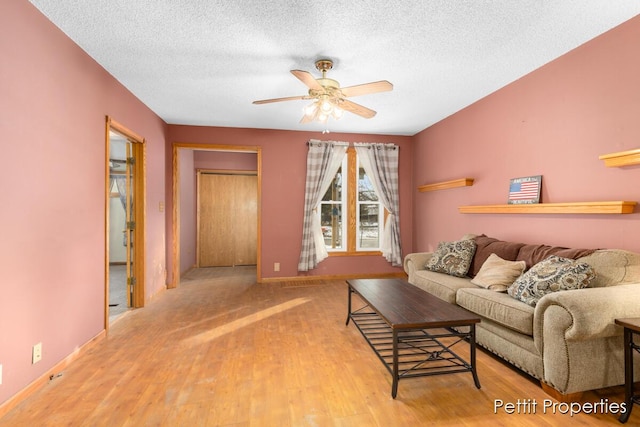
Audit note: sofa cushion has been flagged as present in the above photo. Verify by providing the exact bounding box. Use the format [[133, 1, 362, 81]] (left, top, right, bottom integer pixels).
[[516, 244, 596, 269], [456, 288, 534, 336], [469, 235, 525, 277], [469, 235, 595, 275], [507, 255, 596, 307], [426, 239, 476, 278], [411, 270, 476, 304], [577, 249, 640, 287], [470, 253, 526, 292]]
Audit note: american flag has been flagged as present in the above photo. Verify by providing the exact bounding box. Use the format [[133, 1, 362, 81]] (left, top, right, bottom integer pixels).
[[509, 179, 540, 202]]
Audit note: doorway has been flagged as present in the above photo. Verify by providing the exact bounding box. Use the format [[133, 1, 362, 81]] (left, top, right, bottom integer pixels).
[[171, 144, 262, 288], [105, 117, 146, 327]]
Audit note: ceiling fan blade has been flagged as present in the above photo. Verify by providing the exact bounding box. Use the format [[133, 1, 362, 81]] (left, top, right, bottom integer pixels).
[[339, 99, 377, 119], [299, 113, 314, 124], [340, 80, 393, 97], [252, 95, 309, 104], [291, 70, 323, 91]]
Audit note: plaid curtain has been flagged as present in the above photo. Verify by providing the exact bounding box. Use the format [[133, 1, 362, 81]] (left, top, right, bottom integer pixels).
[[298, 140, 348, 272], [354, 143, 402, 267], [113, 175, 129, 247]]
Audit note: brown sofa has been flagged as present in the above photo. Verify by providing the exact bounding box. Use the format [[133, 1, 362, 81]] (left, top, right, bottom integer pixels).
[[403, 233, 640, 398]]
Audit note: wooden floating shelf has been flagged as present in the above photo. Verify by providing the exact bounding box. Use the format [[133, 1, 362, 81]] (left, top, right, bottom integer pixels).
[[458, 201, 637, 215], [418, 178, 474, 192], [599, 149, 640, 167]]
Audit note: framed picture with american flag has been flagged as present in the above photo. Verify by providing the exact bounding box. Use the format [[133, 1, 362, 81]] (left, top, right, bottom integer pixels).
[[508, 175, 542, 204]]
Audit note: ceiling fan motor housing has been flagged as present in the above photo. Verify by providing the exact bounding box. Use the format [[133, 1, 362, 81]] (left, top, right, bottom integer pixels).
[[315, 59, 334, 73]]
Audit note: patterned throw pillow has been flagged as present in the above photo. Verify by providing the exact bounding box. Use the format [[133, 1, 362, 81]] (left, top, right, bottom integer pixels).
[[507, 255, 595, 307], [470, 253, 526, 292], [426, 239, 477, 278]]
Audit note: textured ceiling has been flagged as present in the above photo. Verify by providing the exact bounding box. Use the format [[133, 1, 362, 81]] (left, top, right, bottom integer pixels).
[[28, 1, 640, 136]]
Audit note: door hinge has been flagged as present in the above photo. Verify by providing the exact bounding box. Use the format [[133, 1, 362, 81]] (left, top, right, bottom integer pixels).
[[126, 157, 135, 165], [127, 277, 137, 286], [126, 221, 136, 230]]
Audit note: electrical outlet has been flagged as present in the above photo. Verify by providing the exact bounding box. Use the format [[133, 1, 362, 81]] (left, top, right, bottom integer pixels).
[[32, 343, 42, 364], [274, 262, 280, 272]]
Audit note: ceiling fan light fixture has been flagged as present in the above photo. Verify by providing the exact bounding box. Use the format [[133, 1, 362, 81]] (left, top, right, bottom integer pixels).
[[320, 99, 333, 113], [304, 102, 318, 116], [303, 98, 342, 123]]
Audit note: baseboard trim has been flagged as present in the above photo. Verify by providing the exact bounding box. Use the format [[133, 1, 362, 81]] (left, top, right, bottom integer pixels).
[[260, 271, 407, 284], [0, 329, 107, 418]]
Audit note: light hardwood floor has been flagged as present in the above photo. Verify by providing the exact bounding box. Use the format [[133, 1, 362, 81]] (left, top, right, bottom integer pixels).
[[0, 267, 636, 426]]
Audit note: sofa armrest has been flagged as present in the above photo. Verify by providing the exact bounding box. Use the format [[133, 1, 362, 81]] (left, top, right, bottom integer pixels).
[[534, 283, 640, 342], [403, 252, 433, 276], [534, 283, 640, 394]]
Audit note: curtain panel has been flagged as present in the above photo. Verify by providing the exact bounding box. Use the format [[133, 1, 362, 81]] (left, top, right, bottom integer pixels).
[[112, 175, 128, 247], [297, 140, 349, 272], [354, 142, 402, 267]]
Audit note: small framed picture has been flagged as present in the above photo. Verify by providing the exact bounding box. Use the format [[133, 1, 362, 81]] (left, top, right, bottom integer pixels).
[[508, 175, 542, 204]]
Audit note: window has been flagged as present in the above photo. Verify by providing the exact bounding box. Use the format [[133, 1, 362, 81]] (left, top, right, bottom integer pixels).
[[319, 160, 345, 250], [318, 147, 383, 254]]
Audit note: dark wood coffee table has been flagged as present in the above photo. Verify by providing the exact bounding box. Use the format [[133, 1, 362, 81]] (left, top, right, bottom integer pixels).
[[346, 278, 481, 398]]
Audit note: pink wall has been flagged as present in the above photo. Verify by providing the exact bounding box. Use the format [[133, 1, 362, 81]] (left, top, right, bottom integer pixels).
[[167, 126, 414, 281], [412, 15, 640, 253], [0, 1, 167, 406], [179, 150, 196, 274], [194, 150, 258, 170]]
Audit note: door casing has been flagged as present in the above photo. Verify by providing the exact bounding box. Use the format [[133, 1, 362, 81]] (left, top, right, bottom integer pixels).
[[105, 116, 146, 330]]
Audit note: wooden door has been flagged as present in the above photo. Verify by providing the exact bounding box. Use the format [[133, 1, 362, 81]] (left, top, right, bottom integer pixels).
[[233, 175, 258, 265], [198, 173, 257, 267]]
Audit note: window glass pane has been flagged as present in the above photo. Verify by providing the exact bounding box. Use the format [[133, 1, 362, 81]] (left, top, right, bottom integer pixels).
[[358, 203, 379, 248], [358, 166, 378, 202], [320, 203, 342, 249], [322, 168, 343, 201]]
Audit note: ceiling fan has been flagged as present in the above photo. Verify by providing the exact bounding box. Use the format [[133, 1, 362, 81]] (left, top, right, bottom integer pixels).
[[252, 59, 393, 124]]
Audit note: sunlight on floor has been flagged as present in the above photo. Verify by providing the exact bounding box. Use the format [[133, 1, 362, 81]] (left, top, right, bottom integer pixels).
[[184, 297, 310, 346]]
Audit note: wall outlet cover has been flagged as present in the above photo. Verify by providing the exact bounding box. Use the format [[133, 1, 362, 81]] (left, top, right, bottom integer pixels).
[[32, 343, 43, 364]]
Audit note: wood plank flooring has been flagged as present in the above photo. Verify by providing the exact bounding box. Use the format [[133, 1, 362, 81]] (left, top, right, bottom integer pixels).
[[1, 266, 636, 426]]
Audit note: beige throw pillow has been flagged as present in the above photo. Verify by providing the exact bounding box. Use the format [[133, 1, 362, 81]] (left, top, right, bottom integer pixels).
[[470, 253, 526, 292]]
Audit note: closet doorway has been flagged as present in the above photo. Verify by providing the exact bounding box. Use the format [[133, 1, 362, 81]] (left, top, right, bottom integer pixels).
[[171, 144, 262, 288], [105, 117, 146, 327]]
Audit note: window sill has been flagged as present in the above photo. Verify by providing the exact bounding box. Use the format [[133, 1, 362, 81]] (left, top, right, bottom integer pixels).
[[328, 251, 383, 257]]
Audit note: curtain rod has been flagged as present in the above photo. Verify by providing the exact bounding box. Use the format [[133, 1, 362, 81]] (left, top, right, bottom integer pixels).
[[307, 140, 398, 150]]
